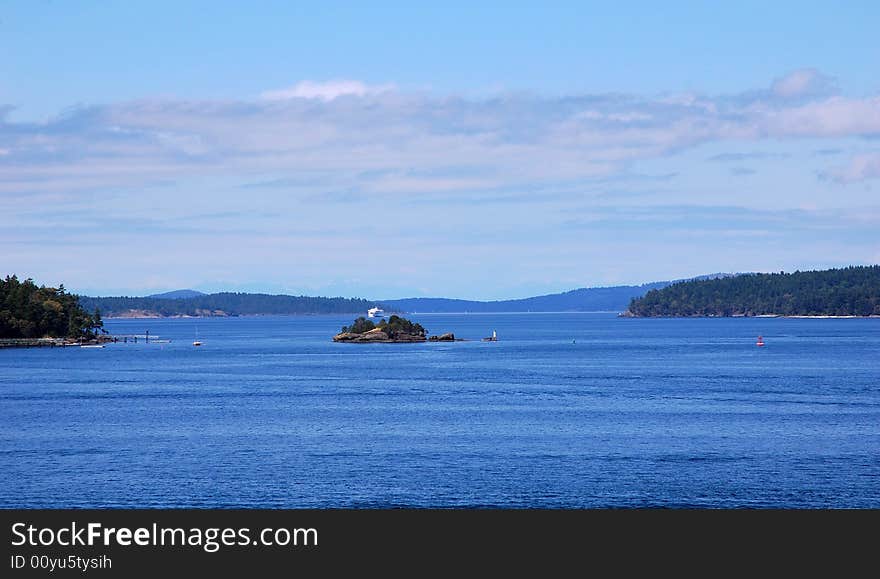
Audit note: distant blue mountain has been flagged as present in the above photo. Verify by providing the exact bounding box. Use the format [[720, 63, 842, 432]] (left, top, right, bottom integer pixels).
[[381, 274, 738, 313], [146, 289, 207, 300]]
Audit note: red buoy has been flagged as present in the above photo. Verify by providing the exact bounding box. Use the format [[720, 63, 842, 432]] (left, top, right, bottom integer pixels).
[[756, 335, 765, 347]]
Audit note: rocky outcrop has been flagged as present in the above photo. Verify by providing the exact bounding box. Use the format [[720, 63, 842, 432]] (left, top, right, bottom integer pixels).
[[333, 327, 426, 343], [428, 332, 455, 342], [109, 309, 164, 319], [332, 332, 365, 342]]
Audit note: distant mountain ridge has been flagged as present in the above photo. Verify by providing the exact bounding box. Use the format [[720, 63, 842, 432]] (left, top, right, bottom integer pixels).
[[381, 283, 669, 313], [79, 274, 737, 317], [147, 289, 206, 300], [380, 274, 737, 313]]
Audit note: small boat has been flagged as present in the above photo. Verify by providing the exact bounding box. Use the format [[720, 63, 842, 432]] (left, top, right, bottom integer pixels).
[[756, 335, 765, 347], [482, 330, 497, 342], [192, 340, 203, 347], [367, 307, 386, 319], [80, 344, 105, 349]]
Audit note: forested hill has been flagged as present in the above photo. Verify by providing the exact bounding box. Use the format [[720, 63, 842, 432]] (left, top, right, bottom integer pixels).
[[78, 293, 378, 318], [627, 266, 880, 317]]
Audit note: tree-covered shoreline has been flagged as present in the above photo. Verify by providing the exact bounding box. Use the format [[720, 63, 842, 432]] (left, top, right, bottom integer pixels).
[[0, 275, 104, 339], [627, 266, 880, 317], [77, 293, 379, 318]]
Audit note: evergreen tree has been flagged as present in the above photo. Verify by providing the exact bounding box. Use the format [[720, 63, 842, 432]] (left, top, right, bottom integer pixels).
[[0, 275, 103, 339], [627, 266, 880, 317]]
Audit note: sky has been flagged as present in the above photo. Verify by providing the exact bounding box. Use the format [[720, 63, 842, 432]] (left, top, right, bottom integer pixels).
[[2, 1, 879, 300]]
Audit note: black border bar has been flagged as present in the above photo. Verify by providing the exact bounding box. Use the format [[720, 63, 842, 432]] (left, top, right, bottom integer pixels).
[[1, 509, 875, 574]]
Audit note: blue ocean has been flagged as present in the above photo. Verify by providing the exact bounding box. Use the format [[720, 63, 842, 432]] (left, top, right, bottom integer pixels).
[[1, 313, 878, 508]]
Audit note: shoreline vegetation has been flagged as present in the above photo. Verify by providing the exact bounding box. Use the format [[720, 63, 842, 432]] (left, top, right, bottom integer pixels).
[[626, 266, 880, 318], [1, 276, 107, 348], [2, 265, 878, 351]]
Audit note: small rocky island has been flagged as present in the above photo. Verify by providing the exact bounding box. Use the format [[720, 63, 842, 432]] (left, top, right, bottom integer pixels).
[[333, 315, 456, 343]]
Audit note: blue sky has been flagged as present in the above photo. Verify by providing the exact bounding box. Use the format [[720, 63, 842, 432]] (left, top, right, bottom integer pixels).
[[2, 1, 879, 299]]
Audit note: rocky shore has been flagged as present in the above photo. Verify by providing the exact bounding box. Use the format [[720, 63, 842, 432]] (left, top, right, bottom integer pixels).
[[0, 335, 114, 349], [333, 314, 463, 343], [333, 328, 426, 343], [333, 330, 462, 343]]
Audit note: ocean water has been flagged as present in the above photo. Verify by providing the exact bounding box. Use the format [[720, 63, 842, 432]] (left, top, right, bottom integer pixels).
[[1, 313, 878, 508]]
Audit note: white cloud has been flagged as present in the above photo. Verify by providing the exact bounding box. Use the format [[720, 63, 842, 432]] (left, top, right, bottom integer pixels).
[[761, 96, 880, 137], [260, 79, 394, 101], [2, 72, 880, 201]]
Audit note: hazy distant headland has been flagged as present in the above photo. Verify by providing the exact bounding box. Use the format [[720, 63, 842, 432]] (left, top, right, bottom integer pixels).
[[626, 266, 880, 318], [76, 293, 379, 318]]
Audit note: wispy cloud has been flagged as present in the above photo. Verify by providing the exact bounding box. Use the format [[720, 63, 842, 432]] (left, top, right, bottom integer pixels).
[[2, 71, 880, 202], [707, 151, 788, 162], [260, 79, 394, 101], [770, 68, 836, 99], [820, 152, 880, 183], [761, 96, 880, 138], [0, 69, 880, 212]]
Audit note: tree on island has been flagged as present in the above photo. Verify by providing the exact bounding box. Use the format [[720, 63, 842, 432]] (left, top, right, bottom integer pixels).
[[340, 315, 426, 338], [0, 275, 104, 339], [378, 315, 426, 339], [340, 317, 377, 334]]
